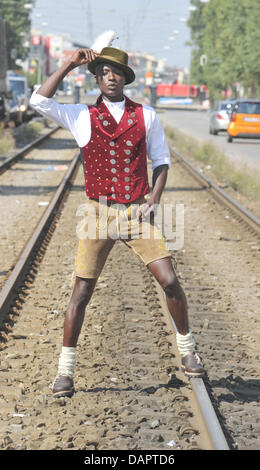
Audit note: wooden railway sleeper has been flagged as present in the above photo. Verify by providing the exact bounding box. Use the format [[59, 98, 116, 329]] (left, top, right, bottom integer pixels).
[[177, 407, 193, 418], [186, 441, 202, 450], [157, 338, 172, 348], [160, 364, 178, 374], [160, 351, 175, 359], [158, 330, 170, 337], [178, 424, 199, 438], [170, 391, 188, 402], [153, 320, 167, 327]]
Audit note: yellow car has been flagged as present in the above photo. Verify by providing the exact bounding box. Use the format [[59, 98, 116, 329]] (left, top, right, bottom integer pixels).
[[227, 99, 260, 142]]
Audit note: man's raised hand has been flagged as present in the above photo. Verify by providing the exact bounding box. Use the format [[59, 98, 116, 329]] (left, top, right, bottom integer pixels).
[[70, 49, 99, 68]]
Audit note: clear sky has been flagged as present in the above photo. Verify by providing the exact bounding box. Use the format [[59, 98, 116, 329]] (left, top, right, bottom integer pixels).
[[31, 0, 191, 69]]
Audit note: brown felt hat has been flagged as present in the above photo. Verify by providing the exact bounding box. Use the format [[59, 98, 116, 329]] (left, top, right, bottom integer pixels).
[[88, 47, 135, 85]]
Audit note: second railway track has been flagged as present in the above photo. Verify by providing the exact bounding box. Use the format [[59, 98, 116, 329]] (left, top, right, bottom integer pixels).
[[0, 126, 78, 291], [0, 124, 60, 176], [167, 147, 260, 450]]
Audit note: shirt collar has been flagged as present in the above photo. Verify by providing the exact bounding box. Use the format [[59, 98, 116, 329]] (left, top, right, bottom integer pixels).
[[102, 96, 126, 111]]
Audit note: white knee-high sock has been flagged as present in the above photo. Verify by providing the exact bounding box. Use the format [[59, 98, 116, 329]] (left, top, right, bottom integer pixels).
[[176, 330, 195, 356], [57, 346, 76, 377]]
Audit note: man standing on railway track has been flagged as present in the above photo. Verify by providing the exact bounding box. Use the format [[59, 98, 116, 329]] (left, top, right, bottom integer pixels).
[[30, 46, 205, 398]]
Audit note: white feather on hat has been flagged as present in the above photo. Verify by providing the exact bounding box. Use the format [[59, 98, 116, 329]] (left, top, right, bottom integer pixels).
[[91, 31, 117, 53]]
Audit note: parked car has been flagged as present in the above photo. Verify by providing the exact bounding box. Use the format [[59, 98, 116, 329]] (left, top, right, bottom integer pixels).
[[5, 90, 23, 126], [0, 89, 23, 126], [227, 99, 260, 142], [209, 100, 234, 135], [7, 70, 30, 121], [0, 95, 5, 121]]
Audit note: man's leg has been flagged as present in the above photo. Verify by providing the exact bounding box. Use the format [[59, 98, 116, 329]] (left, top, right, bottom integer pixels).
[[148, 257, 189, 334], [52, 198, 117, 397], [147, 257, 205, 377], [52, 276, 97, 398], [63, 276, 97, 347]]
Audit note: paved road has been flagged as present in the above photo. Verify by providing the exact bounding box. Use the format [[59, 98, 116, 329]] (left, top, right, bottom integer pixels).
[[158, 108, 260, 172]]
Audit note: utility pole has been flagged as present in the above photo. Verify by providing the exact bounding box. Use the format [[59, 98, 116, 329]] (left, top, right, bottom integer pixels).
[[87, 0, 93, 45], [125, 18, 131, 51], [0, 17, 8, 94]]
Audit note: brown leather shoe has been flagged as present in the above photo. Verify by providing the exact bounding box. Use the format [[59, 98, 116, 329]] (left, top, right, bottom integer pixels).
[[181, 352, 205, 378], [52, 375, 75, 398]]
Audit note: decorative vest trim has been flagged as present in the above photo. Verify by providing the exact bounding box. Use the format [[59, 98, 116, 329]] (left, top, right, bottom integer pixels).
[[81, 95, 150, 203]]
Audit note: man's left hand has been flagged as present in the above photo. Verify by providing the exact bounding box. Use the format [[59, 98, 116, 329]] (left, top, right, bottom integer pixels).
[[137, 200, 158, 220]]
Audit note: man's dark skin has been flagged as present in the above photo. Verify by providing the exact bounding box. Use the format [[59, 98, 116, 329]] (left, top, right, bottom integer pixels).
[[37, 48, 190, 348]]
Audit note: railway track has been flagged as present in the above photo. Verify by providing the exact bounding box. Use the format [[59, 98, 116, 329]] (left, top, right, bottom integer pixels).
[[167, 147, 260, 450], [0, 126, 78, 291], [0, 135, 259, 450], [172, 147, 260, 236], [0, 150, 80, 327], [0, 125, 60, 176]]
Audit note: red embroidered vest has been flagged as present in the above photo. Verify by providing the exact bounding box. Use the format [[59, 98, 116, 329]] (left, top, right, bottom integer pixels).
[[81, 95, 150, 203]]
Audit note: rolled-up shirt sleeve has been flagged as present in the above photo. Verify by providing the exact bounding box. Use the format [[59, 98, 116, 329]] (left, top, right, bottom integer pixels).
[[29, 90, 90, 147], [143, 105, 171, 171], [30, 90, 73, 129]]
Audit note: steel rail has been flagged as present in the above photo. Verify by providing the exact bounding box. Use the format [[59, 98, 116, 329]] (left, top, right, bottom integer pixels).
[[0, 149, 80, 325], [191, 378, 229, 450], [0, 125, 60, 175], [158, 289, 230, 450], [172, 147, 260, 234], [163, 145, 260, 449]]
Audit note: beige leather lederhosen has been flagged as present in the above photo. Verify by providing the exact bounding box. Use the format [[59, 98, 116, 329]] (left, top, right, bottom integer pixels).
[[75, 197, 174, 279]]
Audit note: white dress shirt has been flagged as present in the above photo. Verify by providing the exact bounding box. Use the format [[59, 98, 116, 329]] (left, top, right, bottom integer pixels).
[[30, 91, 171, 171]]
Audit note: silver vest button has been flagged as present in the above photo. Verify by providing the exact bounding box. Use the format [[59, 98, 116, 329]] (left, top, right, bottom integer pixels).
[[111, 168, 117, 173], [125, 194, 130, 200], [126, 140, 132, 146], [124, 177, 130, 182], [112, 194, 116, 199], [124, 149, 131, 155], [98, 115, 103, 120], [124, 167, 130, 173], [112, 177, 118, 182], [110, 150, 115, 156], [103, 120, 109, 126], [125, 158, 130, 164], [109, 141, 115, 147], [128, 119, 133, 125], [110, 159, 116, 164], [125, 185, 130, 191]]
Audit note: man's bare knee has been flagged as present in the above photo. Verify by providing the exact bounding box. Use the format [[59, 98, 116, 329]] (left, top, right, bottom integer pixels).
[[71, 277, 96, 308], [161, 273, 180, 298]]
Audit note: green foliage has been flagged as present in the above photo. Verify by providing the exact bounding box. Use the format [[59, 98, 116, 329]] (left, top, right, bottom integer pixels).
[[0, 1, 35, 69], [188, 0, 260, 99], [187, 0, 207, 86]]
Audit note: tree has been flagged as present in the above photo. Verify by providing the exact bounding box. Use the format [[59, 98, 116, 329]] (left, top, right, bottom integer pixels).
[[243, 0, 260, 96], [188, 0, 260, 99], [187, 0, 207, 86], [0, 0, 35, 69]]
